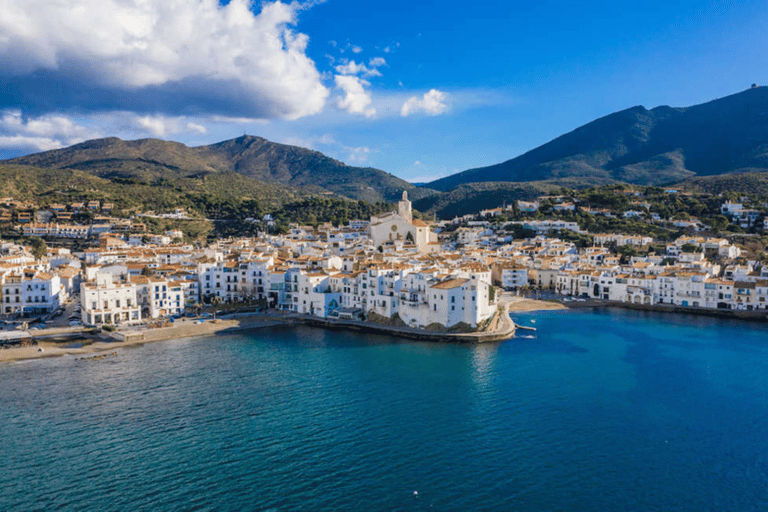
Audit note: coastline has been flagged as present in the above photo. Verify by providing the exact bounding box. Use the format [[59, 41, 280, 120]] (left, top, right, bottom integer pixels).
[[0, 296, 564, 364], [0, 316, 290, 365], [545, 296, 768, 322], [13, 295, 764, 366]]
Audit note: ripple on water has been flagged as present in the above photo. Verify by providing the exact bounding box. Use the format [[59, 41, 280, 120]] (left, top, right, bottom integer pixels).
[[2, 316, 768, 511]]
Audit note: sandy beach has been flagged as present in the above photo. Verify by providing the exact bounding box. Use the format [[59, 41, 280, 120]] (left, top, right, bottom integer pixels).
[[506, 296, 568, 312], [0, 316, 288, 364]]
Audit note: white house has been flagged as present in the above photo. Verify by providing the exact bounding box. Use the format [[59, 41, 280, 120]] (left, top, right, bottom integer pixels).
[[81, 273, 141, 325]]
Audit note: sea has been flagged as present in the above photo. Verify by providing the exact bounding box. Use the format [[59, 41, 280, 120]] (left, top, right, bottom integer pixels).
[[2, 308, 768, 511]]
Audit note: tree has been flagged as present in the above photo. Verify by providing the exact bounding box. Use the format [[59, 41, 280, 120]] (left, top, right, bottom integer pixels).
[[617, 245, 638, 264], [681, 243, 701, 253], [29, 237, 47, 260], [141, 266, 153, 276]]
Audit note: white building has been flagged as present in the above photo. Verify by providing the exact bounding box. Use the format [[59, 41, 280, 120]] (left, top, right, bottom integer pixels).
[[81, 273, 141, 325], [369, 192, 435, 253], [2, 270, 62, 316]]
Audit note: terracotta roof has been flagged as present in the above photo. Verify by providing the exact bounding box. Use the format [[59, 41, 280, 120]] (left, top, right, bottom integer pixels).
[[431, 278, 468, 290]]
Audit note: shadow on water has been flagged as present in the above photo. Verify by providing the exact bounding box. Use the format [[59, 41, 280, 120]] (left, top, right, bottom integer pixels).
[[246, 324, 512, 352]]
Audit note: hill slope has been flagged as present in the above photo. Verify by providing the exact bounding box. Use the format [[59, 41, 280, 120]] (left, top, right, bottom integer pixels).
[[427, 86, 768, 191], [6, 135, 433, 204]]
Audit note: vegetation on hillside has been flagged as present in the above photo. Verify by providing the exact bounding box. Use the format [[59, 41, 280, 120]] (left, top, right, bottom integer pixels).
[[5, 135, 435, 204], [427, 86, 768, 191]]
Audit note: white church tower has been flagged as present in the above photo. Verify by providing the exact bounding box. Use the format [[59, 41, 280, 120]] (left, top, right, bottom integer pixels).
[[369, 190, 435, 253], [397, 191, 412, 223]]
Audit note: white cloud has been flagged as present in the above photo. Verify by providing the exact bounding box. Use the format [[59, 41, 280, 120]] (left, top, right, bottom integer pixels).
[[0, 110, 98, 150], [400, 89, 449, 117], [133, 115, 208, 137], [369, 57, 387, 68], [186, 122, 207, 135], [334, 76, 375, 117], [0, 109, 216, 154], [334, 59, 383, 78], [0, 135, 65, 152], [0, 0, 329, 119], [351, 45, 363, 54]]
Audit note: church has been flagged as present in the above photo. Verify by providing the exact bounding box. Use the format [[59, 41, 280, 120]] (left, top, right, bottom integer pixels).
[[369, 192, 437, 253]]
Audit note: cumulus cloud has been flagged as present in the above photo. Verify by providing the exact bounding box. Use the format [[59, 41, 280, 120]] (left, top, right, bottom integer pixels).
[[0, 109, 216, 155], [0, 0, 328, 119], [0, 110, 97, 151], [133, 115, 208, 137], [400, 89, 449, 116], [334, 76, 375, 117], [334, 59, 385, 78], [332, 57, 387, 118], [368, 57, 387, 68]]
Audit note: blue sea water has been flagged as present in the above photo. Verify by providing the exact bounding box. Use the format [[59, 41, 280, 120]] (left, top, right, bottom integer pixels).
[[2, 309, 768, 511]]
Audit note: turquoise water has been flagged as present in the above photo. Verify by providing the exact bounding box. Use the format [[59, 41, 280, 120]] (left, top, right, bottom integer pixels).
[[2, 309, 768, 511]]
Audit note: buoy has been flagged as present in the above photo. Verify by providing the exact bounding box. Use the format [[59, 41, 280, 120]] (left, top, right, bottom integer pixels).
[[413, 491, 419, 496]]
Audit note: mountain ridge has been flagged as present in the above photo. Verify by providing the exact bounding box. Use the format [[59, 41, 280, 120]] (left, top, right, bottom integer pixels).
[[5, 135, 435, 204], [426, 86, 768, 191]]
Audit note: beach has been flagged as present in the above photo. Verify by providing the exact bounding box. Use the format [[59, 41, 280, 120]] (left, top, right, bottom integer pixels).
[[506, 296, 568, 312], [0, 316, 287, 364]]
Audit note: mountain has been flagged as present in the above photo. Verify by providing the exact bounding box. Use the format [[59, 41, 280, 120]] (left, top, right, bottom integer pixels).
[[427, 86, 768, 191], [6, 135, 434, 204]]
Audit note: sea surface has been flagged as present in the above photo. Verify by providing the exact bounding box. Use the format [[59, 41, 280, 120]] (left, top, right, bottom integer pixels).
[[2, 309, 768, 511]]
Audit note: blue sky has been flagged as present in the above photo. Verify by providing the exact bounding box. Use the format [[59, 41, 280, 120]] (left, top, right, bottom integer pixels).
[[0, 0, 766, 183]]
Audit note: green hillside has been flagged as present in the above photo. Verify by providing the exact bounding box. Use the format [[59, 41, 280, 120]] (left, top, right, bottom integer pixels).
[[6, 135, 435, 204], [426, 86, 768, 191]]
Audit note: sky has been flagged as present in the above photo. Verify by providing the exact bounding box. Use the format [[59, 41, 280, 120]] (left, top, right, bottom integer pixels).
[[0, 0, 766, 183]]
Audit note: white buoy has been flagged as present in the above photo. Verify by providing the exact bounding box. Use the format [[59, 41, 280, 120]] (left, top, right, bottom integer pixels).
[[413, 491, 419, 496]]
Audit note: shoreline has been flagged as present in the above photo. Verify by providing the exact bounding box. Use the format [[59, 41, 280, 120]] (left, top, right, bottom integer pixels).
[[534, 295, 768, 323], [0, 316, 291, 365], [0, 296, 563, 364], [8, 295, 764, 365]]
